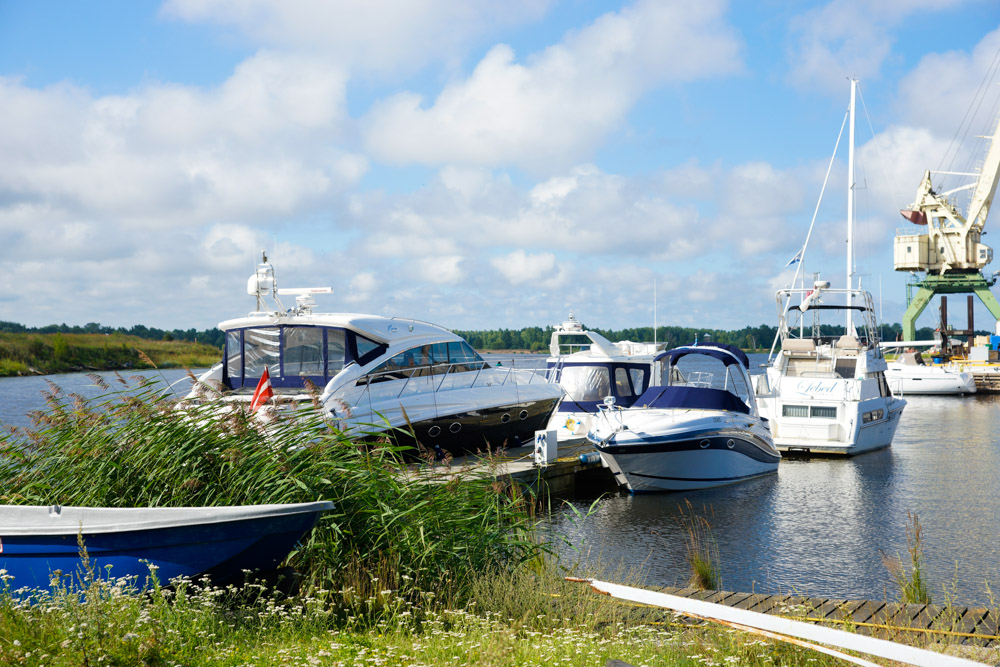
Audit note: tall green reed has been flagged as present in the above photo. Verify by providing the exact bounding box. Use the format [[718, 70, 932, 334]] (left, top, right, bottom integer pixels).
[[0, 374, 542, 611], [881, 510, 930, 604], [677, 500, 720, 591]]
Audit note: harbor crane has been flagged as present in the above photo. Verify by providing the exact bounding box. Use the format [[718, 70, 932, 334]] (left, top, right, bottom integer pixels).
[[894, 111, 1000, 340]]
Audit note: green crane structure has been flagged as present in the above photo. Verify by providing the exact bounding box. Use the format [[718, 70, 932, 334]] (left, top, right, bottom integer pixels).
[[894, 112, 1000, 340]]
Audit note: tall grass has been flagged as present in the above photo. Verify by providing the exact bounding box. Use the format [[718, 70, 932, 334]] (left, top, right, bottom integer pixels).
[[881, 511, 931, 604], [0, 374, 541, 611], [677, 500, 720, 591]]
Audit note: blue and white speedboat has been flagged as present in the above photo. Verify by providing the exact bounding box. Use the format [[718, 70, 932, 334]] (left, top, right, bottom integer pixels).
[[0, 502, 333, 594], [588, 343, 779, 493]]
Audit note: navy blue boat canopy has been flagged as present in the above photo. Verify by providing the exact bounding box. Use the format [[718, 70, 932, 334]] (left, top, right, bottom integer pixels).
[[654, 342, 749, 369], [634, 385, 750, 415]]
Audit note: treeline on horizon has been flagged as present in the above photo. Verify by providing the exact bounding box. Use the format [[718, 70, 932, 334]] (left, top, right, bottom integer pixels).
[[0, 320, 226, 348], [455, 322, 947, 352], [0, 319, 960, 355]]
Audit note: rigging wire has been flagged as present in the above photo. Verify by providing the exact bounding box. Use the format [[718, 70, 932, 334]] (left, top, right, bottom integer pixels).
[[858, 84, 903, 208], [939, 40, 1000, 191]]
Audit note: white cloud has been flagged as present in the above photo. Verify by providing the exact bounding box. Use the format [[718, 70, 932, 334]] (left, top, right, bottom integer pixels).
[[0, 53, 362, 229], [362, 0, 742, 171], [491, 249, 564, 287], [895, 26, 1000, 137], [344, 272, 378, 304], [786, 0, 969, 93], [161, 0, 554, 75], [412, 255, 465, 285]]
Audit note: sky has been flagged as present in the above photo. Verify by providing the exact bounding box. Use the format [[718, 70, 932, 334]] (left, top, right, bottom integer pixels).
[[2, 0, 1000, 334]]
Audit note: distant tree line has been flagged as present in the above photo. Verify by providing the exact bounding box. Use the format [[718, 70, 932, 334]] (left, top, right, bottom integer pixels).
[[455, 321, 947, 352], [0, 318, 965, 355], [0, 321, 225, 348]]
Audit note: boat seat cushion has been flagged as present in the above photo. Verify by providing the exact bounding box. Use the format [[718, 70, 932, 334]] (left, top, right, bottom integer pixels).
[[782, 338, 816, 353], [634, 385, 750, 415], [836, 335, 861, 349]]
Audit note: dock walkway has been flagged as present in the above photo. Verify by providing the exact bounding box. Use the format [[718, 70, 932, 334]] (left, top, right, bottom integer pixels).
[[659, 586, 1000, 649]]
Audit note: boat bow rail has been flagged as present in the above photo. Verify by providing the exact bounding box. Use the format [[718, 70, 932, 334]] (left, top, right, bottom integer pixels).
[[330, 357, 559, 418]]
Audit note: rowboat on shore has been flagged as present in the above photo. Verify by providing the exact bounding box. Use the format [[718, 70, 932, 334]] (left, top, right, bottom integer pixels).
[[0, 501, 334, 594]]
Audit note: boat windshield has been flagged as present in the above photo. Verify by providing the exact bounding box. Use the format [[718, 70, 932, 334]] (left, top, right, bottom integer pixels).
[[669, 353, 753, 407], [560, 366, 611, 401], [224, 325, 384, 390], [358, 341, 488, 384]]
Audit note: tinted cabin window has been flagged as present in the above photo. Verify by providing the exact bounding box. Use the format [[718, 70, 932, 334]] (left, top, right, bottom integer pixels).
[[244, 328, 281, 378], [283, 327, 324, 376], [447, 341, 487, 372], [327, 329, 346, 375], [361, 340, 487, 384], [629, 368, 647, 395], [614, 367, 633, 397], [354, 334, 384, 365], [226, 331, 242, 381]]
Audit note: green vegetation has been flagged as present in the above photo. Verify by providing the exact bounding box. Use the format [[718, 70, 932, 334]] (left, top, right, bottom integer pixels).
[[882, 511, 931, 605], [0, 332, 221, 376], [678, 501, 720, 591]]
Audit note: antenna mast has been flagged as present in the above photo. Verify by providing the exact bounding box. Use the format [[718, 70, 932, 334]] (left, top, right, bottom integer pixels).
[[846, 78, 857, 334]]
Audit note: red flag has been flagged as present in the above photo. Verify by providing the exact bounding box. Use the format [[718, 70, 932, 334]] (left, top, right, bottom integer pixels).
[[250, 367, 274, 412]]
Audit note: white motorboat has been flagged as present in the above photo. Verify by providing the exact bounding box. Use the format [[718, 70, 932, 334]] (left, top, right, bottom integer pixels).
[[755, 80, 906, 455], [588, 343, 780, 493], [188, 254, 564, 457], [544, 313, 666, 445], [755, 286, 906, 454], [881, 345, 976, 395]]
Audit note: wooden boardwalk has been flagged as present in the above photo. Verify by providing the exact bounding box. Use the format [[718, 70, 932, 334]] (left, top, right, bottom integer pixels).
[[660, 586, 1000, 649]]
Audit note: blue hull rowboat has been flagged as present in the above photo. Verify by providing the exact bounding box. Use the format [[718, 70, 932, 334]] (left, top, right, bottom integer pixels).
[[0, 501, 334, 593]]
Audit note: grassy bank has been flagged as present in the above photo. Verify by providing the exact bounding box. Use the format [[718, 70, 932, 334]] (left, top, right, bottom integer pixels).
[[0, 331, 220, 376], [0, 565, 853, 667]]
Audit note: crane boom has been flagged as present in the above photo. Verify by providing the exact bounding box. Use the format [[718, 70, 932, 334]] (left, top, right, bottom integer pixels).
[[966, 113, 1000, 232]]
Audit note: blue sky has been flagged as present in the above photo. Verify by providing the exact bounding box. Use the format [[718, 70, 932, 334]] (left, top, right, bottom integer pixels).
[[1, 0, 999, 333]]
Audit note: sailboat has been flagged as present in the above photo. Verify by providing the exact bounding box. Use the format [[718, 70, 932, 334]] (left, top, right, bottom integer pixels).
[[754, 80, 907, 455]]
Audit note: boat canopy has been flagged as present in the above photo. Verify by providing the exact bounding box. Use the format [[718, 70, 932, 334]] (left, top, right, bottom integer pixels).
[[654, 342, 749, 369], [633, 385, 751, 415]]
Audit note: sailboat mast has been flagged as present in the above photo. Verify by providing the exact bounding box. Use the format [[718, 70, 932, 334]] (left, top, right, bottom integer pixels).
[[846, 78, 857, 333]]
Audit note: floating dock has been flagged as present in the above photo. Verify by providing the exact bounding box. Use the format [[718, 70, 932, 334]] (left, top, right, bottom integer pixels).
[[409, 439, 615, 498]]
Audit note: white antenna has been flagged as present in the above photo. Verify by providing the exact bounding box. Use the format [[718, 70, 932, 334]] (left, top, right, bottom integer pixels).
[[653, 279, 658, 346]]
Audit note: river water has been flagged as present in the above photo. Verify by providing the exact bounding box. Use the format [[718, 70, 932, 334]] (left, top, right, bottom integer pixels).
[[2, 361, 999, 605]]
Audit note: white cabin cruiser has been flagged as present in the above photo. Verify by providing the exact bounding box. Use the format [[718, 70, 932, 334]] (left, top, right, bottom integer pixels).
[[188, 254, 563, 457], [755, 286, 906, 455], [544, 313, 666, 444], [588, 343, 779, 493]]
